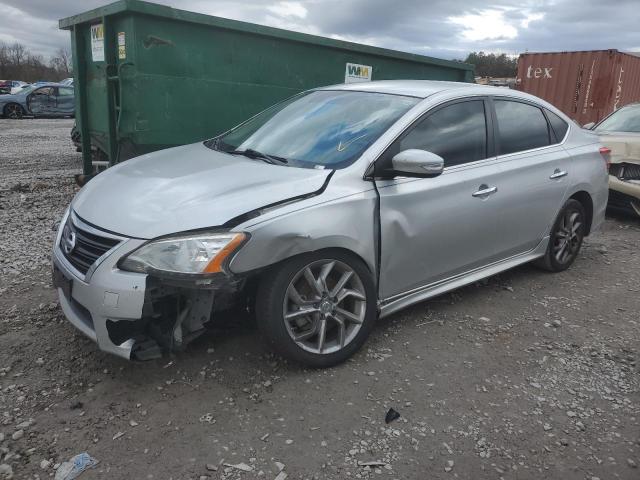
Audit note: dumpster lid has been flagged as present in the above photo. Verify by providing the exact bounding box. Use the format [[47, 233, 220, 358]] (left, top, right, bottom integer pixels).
[[59, 0, 473, 72]]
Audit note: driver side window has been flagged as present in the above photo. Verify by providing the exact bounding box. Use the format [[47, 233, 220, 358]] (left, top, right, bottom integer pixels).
[[399, 100, 488, 167], [375, 99, 489, 178], [34, 87, 54, 96]]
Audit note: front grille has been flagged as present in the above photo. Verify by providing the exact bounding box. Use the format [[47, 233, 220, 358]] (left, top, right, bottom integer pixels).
[[610, 162, 640, 180], [60, 217, 121, 275]]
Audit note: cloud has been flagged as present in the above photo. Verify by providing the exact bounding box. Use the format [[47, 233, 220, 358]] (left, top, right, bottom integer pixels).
[[0, 0, 638, 64], [449, 9, 518, 42], [267, 1, 307, 19]]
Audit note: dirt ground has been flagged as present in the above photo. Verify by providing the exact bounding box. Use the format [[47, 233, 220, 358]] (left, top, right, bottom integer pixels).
[[0, 118, 639, 480]]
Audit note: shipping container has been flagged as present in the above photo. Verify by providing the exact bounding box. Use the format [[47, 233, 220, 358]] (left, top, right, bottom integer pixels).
[[515, 49, 640, 127], [60, 0, 474, 175]]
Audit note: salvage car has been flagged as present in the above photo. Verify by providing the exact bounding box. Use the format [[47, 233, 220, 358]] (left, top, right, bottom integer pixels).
[[585, 103, 640, 216], [0, 83, 75, 119], [52, 81, 609, 366], [0, 80, 28, 94]]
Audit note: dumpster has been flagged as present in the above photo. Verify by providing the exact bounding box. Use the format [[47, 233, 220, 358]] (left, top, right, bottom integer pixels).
[[60, 0, 475, 174]]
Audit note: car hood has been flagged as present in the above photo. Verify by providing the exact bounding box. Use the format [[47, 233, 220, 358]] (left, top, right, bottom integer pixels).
[[72, 142, 332, 239], [0, 93, 20, 103], [597, 131, 640, 165]]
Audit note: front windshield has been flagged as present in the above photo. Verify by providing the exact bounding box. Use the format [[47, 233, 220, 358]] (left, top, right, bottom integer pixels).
[[595, 105, 640, 133], [213, 90, 420, 168]]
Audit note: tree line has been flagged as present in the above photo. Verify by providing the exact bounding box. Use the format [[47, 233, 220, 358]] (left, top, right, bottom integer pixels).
[[0, 42, 72, 83], [462, 51, 518, 78]]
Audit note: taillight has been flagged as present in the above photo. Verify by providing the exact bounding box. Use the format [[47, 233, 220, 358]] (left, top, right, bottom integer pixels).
[[599, 147, 611, 170]]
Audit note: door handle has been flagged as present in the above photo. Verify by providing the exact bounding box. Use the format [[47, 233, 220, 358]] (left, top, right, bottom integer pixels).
[[472, 185, 498, 197], [550, 169, 568, 179]]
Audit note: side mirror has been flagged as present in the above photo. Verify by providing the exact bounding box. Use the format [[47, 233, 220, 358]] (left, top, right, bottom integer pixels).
[[391, 149, 444, 178], [583, 122, 595, 130]]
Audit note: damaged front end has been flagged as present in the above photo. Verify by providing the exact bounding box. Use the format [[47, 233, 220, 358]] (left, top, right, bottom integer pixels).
[[111, 275, 245, 361], [53, 209, 253, 361], [607, 144, 640, 216], [110, 231, 251, 360]]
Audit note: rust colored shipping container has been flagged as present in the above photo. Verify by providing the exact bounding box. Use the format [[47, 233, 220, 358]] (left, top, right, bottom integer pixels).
[[515, 49, 640, 126]]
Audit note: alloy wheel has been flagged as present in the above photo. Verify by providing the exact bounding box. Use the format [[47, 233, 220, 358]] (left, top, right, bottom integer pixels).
[[552, 209, 583, 264], [5, 104, 23, 119], [282, 259, 367, 355]]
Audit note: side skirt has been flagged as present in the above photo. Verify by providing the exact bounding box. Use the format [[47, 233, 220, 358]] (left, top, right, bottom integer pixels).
[[378, 237, 549, 319]]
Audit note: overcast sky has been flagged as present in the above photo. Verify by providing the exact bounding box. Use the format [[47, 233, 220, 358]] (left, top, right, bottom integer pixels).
[[1, 0, 639, 61]]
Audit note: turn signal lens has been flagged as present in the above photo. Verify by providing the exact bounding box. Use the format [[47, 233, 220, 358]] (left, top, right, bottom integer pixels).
[[203, 233, 247, 273], [599, 147, 612, 170]]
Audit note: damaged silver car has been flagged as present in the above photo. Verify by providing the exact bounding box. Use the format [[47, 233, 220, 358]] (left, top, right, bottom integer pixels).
[[53, 81, 609, 367]]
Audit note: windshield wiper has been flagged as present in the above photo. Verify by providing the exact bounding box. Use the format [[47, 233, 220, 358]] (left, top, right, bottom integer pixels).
[[227, 148, 288, 165]]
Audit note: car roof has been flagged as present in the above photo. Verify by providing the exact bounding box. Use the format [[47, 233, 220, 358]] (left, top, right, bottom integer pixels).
[[31, 83, 73, 88], [318, 80, 536, 100]]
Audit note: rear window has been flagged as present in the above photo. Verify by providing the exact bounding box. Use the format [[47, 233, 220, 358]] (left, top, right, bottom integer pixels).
[[495, 100, 550, 155], [595, 105, 640, 133], [545, 109, 569, 141]]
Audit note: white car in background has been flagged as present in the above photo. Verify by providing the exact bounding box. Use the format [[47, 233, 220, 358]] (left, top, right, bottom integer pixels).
[[586, 103, 640, 217]]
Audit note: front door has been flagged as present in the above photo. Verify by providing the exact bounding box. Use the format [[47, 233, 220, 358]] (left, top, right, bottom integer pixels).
[[27, 87, 55, 115], [376, 98, 503, 300]]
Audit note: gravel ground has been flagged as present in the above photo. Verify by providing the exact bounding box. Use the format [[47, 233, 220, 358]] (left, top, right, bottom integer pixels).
[[0, 118, 639, 480]]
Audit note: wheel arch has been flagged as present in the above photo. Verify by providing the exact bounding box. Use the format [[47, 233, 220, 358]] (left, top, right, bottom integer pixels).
[[256, 246, 374, 277], [568, 190, 594, 235], [229, 192, 379, 283], [3, 102, 25, 117]]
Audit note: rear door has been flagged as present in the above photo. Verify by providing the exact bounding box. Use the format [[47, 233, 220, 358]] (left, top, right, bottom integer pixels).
[[376, 98, 505, 300], [488, 98, 572, 258]]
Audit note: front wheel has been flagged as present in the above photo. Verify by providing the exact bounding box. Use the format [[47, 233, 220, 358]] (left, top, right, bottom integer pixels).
[[535, 199, 586, 272], [256, 250, 377, 367], [3, 103, 24, 119]]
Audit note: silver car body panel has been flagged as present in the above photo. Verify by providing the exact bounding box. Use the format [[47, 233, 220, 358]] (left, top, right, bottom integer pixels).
[[71, 142, 331, 239], [53, 80, 609, 359]]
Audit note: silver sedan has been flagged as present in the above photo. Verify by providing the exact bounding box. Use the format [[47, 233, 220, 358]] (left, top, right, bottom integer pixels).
[[52, 80, 608, 367]]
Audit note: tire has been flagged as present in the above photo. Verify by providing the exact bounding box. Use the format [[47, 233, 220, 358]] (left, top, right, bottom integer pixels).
[[534, 199, 586, 272], [256, 250, 377, 368], [3, 103, 24, 119]]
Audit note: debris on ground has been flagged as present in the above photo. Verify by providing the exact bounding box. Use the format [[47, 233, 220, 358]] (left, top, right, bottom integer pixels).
[[385, 408, 401, 424], [53, 453, 98, 480], [358, 461, 387, 467], [223, 462, 253, 472]]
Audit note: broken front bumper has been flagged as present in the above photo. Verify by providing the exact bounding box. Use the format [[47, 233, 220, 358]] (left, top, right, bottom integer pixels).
[[52, 211, 240, 360], [52, 223, 149, 359], [609, 171, 640, 216]]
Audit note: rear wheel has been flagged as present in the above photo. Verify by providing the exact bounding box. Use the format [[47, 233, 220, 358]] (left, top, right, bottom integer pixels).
[[535, 199, 586, 272], [256, 250, 377, 367], [3, 103, 24, 119]]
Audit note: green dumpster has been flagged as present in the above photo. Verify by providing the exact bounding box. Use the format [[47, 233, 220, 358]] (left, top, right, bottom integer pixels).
[[60, 0, 475, 175]]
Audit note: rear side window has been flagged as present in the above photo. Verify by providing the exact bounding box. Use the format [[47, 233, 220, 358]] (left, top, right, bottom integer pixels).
[[545, 109, 569, 141], [58, 87, 74, 97], [495, 100, 550, 155], [398, 100, 487, 167]]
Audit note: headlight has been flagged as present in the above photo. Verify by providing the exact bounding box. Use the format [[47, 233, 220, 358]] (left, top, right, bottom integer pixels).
[[119, 232, 247, 276]]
